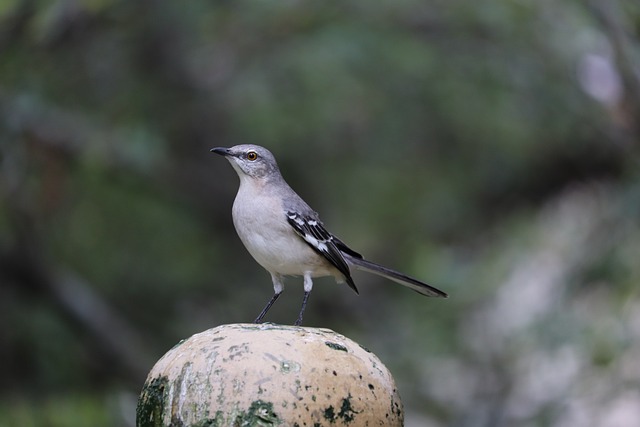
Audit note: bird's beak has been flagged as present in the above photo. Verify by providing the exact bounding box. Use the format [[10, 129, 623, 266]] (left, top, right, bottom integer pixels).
[[211, 147, 231, 157]]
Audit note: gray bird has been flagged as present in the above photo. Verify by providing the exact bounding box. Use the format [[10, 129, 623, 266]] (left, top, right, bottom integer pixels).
[[212, 144, 447, 325]]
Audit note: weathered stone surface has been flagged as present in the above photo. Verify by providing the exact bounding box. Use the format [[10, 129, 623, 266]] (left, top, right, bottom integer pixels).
[[137, 323, 403, 426]]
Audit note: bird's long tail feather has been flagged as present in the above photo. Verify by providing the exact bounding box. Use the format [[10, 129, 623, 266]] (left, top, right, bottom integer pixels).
[[344, 254, 448, 298]]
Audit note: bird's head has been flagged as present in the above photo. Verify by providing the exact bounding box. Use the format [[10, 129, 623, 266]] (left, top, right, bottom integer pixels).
[[211, 144, 281, 180]]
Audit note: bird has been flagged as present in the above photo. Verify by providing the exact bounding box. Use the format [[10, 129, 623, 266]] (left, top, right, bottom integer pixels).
[[211, 144, 447, 325]]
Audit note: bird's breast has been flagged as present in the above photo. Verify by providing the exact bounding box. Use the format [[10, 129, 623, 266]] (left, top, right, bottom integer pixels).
[[231, 191, 335, 277]]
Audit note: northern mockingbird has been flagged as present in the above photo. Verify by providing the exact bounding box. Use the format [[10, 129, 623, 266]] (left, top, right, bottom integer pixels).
[[212, 144, 447, 325]]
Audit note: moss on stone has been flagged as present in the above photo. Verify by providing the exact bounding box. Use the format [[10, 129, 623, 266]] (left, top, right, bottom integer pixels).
[[136, 376, 169, 427], [324, 341, 348, 352], [234, 400, 281, 426]]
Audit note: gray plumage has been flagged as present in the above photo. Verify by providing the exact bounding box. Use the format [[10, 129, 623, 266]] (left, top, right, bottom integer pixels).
[[211, 144, 447, 325]]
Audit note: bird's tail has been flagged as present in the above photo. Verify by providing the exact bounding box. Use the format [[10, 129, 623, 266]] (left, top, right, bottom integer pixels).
[[344, 254, 448, 298]]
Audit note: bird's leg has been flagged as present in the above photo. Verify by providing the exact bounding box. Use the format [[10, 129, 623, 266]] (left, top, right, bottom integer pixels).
[[295, 273, 314, 326], [254, 292, 281, 323], [255, 274, 284, 324], [295, 291, 311, 326]]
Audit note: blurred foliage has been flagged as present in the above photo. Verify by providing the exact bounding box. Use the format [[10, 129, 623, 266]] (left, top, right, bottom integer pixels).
[[1, 0, 639, 426]]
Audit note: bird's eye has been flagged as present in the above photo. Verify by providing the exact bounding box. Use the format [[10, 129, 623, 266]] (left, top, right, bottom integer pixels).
[[246, 151, 258, 161]]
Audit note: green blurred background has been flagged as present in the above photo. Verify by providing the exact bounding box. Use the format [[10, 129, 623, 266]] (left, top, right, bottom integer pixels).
[[1, 0, 639, 426]]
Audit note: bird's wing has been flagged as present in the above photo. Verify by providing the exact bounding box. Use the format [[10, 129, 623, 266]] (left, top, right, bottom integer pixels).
[[332, 235, 363, 259], [286, 211, 359, 294]]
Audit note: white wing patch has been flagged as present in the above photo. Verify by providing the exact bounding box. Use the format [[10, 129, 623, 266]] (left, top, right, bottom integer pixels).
[[286, 211, 358, 294], [305, 235, 328, 252], [286, 212, 329, 252]]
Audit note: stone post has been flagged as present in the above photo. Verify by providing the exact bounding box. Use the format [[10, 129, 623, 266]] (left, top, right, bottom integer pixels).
[[137, 323, 404, 426]]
